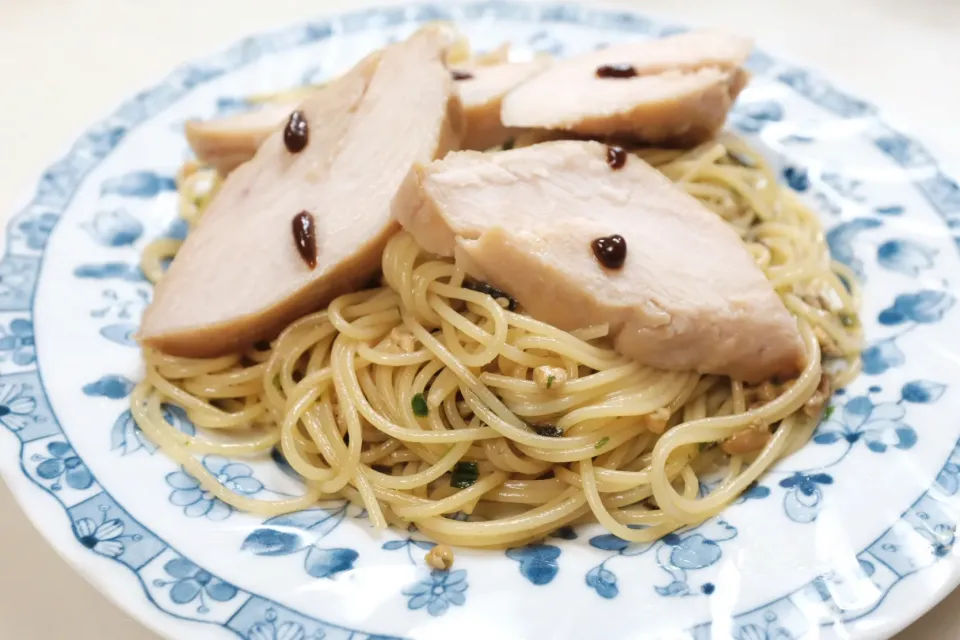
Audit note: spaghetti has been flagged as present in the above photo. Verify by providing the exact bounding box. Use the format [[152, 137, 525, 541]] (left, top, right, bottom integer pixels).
[[133, 134, 861, 548]]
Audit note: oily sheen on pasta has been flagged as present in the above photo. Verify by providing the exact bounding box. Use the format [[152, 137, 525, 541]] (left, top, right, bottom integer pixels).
[[132, 134, 862, 548]]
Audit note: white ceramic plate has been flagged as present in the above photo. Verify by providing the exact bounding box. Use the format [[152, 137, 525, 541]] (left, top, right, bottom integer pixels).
[[3, 3, 960, 639]]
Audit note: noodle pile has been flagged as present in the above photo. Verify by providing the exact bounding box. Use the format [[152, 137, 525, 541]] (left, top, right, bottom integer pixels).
[[133, 134, 861, 548]]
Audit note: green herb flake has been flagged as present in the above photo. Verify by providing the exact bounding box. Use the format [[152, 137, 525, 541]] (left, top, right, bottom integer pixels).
[[547, 375, 555, 389], [823, 406, 835, 421], [412, 393, 429, 417], [451, 461, 479, 489], [839, 312, 858, 327], [595, 436, 610, 450]]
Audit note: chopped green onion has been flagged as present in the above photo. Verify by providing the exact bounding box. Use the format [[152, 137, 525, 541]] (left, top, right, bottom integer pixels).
[[595, 436, 610, 450], [839, 312, 858, 327], [546, 375, 555, 389], [412, 393, 429, 417], [823, 406, 835, 421], [451, 461, 479, 488]]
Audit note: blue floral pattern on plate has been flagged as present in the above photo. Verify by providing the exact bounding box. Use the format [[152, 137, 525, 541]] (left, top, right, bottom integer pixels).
[[0, 3, 958, 640]]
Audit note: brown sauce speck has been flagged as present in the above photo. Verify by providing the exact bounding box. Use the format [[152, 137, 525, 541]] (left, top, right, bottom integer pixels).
[[292, 211, 317, 269], [591, 234, 627, 269], [606, 145, 627, 170], [596, 63, 637, 79], [451, 70, 474, 81], [284, 110, 309, 153]]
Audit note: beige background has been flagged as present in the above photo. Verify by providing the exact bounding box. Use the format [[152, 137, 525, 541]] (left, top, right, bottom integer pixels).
[[1, 0, 958, 638]]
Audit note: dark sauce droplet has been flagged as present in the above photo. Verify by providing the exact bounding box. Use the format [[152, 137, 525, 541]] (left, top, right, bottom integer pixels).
[[596, 63, 637, 79], [451, 70, 474, 81], [292, 211, 317, 269], [606, 145, 627, 170], [591, 234, 627, 269], [284, 110, 309, 153]]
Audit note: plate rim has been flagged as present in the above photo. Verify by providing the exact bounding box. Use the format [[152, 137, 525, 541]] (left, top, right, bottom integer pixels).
[[2, 2, 959, 639]]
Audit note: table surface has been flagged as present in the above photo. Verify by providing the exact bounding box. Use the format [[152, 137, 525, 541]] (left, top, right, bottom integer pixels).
[[1, 0, 958, 638]]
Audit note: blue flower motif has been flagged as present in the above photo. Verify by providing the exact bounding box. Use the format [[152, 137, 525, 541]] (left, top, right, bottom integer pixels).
[[586, 565, 619, 599], [875, 205, 904, 216], [17, 212, 58, 250], [737, 481, 771, 502], [779, 472, 832, 523], [901, 380, 947, 404], [83, 209, 143, 247], [242, 502, 359, 579], [732, 101, 783, 133], [73, 513, 126, 558], [0, 318, 35, 365], [0, 383, 37, 431], [403, 570, 468, 616], [777, 68, 872, 117], [825, 218, 882, 277], [821, 172, 864, 202], [878, 290, 955, 325], [165, 217, 190, 241], [874, 133, 931, 167], [83, 374, 135, 399], [111, 404, 195, 456], [303, 547, 358, 579], [155, 557, 237, 613], [0, 258, 35, 303], [813, 394, 916, 453], [101, 171, 176, 198], [862, 338, 904, 376], [919, 173, 960, 217], [782, 166, 809, 192], [100, 323, 138, 347], [166, 456, 263, 520], [506, 544, 561, 585], [916, 523, 956, 559], [215, 96, 252, 116], [73, 262, 146, 282], [937, 461, 960, 496], [247, 608, 322, 640], [735, 612, 794, 640], [35, 441, 94, 491], [877, 239, 937, 277]]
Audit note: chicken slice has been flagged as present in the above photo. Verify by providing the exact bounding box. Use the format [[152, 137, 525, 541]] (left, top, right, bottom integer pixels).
[[140, 26, 463, 357], [501, 31, 752, 146], [451, 58, 550, 150], [185, 100, 299, 176], [186, 57, 547, 172], [401, 140, 804, 382]]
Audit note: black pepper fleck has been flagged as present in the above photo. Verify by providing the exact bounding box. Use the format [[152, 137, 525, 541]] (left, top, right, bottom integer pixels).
[[451, 70, 474, 81], [532, 424, 563, 438], [596, 63, 637, 79], [292, 210, 317, 269], [284, 110, 309, 153], [462, 280, 518, 311], [606, 145, 627, 170], [591, 234, 627, 269]]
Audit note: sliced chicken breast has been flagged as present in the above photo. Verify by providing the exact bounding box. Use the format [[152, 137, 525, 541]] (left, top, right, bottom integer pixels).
[[451, 59, 550, 150], [501, 32, 752, 147], [140, 26, 463, 357], [401, 140, 804, 382], [186, 58, 546, 173], [185, 100, 299, 176]]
